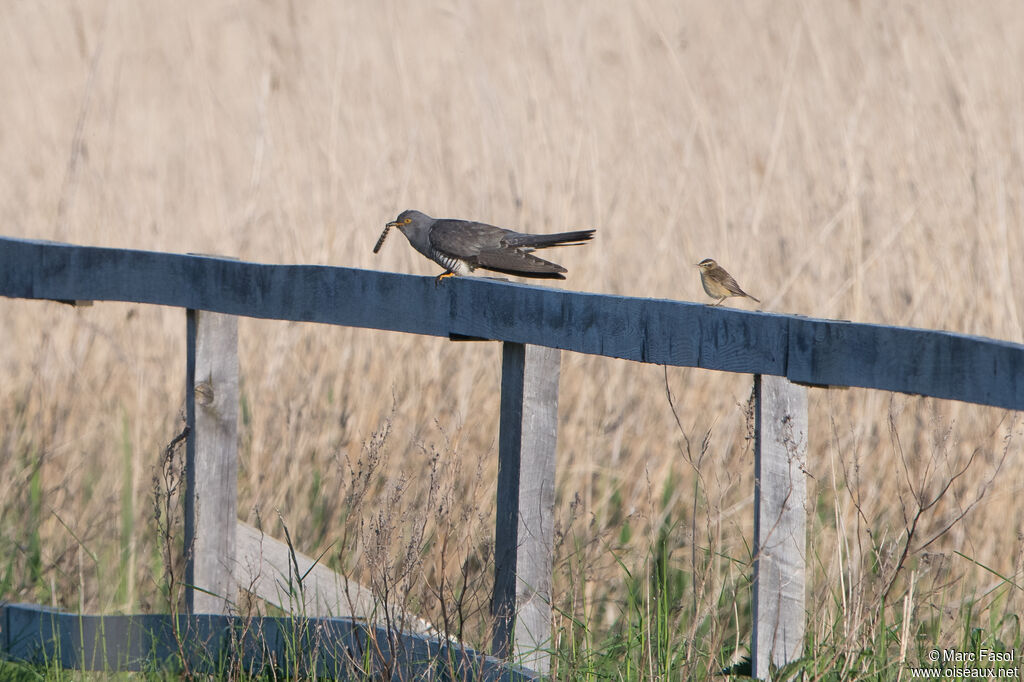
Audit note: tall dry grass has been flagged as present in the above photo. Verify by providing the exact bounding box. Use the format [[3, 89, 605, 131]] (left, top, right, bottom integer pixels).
[[2, 0, 1024, 674]]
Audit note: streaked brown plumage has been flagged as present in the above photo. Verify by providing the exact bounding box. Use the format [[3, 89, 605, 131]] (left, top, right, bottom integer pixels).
[[696, 258, 760, 306]]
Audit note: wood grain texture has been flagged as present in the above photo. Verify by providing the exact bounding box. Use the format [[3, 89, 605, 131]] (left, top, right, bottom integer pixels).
[[0, 603, 542, 680], [2, 236, 1022, 408], [492, 343, 559, 673], [0, 237, 452, 337], [752, 375, 808, 679], [185, 309, 239, 614], [235, 522, 437, 634]]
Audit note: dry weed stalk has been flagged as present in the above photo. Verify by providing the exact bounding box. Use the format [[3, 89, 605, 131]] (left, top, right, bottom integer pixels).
[[827, 399, 1014, 669], [150, 425, 193, 678]]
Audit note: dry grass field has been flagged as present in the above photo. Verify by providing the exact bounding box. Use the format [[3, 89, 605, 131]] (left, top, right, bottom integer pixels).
[[2, 0, 1024, 677]]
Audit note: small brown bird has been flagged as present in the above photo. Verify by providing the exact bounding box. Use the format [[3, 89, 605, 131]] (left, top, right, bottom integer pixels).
[[696, 258, 760, 306]]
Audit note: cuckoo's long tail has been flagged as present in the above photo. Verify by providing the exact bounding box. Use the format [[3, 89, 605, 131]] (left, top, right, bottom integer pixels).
[[507, 229, 595, 249]]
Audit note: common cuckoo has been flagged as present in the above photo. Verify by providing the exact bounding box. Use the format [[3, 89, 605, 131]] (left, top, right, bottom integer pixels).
[[374, 210, 595, 280]]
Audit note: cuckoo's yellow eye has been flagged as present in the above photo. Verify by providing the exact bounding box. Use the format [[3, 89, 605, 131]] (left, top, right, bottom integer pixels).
[[403, 218, 412, 225]]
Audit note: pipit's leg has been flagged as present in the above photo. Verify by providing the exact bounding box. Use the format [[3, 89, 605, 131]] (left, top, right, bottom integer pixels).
[[713, 297, 725, 306]]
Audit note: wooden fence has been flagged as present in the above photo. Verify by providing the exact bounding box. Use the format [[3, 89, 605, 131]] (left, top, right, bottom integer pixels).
[[1, 235, 1023, 679]]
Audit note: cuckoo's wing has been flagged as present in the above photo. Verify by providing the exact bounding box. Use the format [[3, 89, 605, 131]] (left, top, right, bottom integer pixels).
[[428, 220, 511, 259], [474, 249, 567, 279], [429, 219, 575, 278]]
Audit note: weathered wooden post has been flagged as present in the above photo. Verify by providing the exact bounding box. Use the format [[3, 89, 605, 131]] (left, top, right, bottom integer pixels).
[[185, 309, 239, 614], [752, 374, 808, 679], [492, 343, 560, 674]]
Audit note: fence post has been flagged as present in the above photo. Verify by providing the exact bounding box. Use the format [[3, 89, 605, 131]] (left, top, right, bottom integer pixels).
[[752, 374, 808, 679], [492, 343, 560, 674], [185, 309, 239, 614]]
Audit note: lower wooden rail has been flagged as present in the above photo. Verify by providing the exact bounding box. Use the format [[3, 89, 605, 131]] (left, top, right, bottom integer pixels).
[[0, 603, 540, 680]]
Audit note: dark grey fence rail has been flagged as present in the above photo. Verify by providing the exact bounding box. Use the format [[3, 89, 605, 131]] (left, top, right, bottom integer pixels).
[[0, 603, 538, 681], [1, 235, 1022, 679], [3, 237, 1022, 409]]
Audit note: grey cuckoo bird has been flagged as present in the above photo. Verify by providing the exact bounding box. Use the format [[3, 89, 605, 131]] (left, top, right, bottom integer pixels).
[[374, 209, 595, 280]]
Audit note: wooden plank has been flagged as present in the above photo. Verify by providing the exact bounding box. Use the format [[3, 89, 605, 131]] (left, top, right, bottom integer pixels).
[[784, 316, 1023, 409], [0, 236, 452, 338], [234, 521, 436, 635], [185, 309, 239, 614], [492, 343, 559, 674], [751, 375, 807, 679], [0, 603, 542, 680], [2, 236, 1024, 409]]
